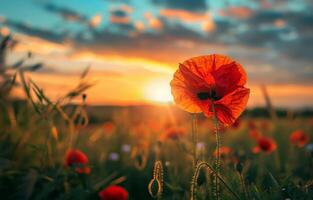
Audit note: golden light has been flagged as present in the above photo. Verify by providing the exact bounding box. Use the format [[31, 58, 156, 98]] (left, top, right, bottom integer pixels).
[[144, 79, 173, 103]]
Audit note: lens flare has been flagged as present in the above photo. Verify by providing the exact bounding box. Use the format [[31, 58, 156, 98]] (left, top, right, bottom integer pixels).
[[144, 79, 173, 103]]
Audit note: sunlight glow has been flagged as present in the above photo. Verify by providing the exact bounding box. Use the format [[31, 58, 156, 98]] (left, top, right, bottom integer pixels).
[[144, 79, 173, 103]]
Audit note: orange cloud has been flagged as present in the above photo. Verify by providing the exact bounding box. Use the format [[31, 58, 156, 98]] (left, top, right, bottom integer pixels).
[[160, 9, 209, 22], [148, 18, 163, 30], [0, 26, 10, 36], [13, 33, 71, 55], [220, 6, 254, 19], [134, 21, 145, 32], [202, 20, 215, 32], [144, 12, 163, 30], [110, 16, 130, 24], [274, 19, 286, 28], [89, 14, 102, 28]]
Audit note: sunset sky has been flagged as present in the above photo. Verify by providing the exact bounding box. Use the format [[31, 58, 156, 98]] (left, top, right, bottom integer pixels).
[[0, 0, 312, 108]]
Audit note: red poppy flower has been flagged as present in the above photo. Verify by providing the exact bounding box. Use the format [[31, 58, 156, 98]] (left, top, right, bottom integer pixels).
[[170, 54, 250, 125], [252, 136, 276, 154], [249, 129, 261, 139], [290, 130, 310, 147], [103, 121, 116, 134], [213, 146, 232, 157], [98, 185, 128, 200], [65, 149, 90, 174]]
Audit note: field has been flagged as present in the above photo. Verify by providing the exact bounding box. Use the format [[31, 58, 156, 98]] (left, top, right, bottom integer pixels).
[[0, 95, 313, 199]]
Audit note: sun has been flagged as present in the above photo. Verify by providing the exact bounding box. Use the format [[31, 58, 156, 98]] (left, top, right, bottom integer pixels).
[[144, 79, 173, 103]]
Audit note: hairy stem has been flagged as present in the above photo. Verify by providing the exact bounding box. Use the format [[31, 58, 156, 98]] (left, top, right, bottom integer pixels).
[[190, 114, 198, 199], [211, 103, 220, 200], [191, 114, 198, 168]]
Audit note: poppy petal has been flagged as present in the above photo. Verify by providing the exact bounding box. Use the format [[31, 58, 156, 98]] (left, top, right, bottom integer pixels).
[[214, 87, 250, 125], [170, 72, 202, 113], [212, 61, 246, 97]]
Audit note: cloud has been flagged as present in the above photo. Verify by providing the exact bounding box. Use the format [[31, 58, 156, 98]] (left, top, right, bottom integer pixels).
[[239, 9, 313, 62], [43, 3, 88, 23], [134, 21, 145, 32], [219, 6, 254, 19], [151, 0, 207, 12], [5, 2, 313, 87], [148, 17, 163, 30], [5, 19, 66, 43], [202, 20, 215, 32], [42, 3, 102, 29], [110, 16, 131, 24], [89, 14, 102, 28], [109, 5, 134, 29], [159, 9, 209, 22], [0, 26, 10, 36]]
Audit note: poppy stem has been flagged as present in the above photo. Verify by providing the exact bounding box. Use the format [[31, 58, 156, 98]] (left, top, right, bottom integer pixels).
[[190, 114, 199, 199], [191, 114, 198, 168], [211, 103, 220, 200]]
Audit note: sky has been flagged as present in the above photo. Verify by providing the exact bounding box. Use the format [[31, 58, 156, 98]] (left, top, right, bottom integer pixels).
[[0, 0, 312, 108]]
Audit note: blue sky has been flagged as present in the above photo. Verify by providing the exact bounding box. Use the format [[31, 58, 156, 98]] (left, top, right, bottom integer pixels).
[[0, 0, 313, 107]]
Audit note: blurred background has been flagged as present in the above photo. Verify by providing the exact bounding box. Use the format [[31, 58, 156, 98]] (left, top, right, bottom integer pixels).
[[0, 0, 312, 108]]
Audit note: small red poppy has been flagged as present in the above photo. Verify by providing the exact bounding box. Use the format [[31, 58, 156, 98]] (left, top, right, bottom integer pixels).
[[213, 146, 232, 157], [290, 130, 310, 147], [98, 185, 128, 200], [249, 129, 261, 139], [65, 149, 90, 174], [252, 136, 276, 154], [103, 121, 116, 134], [170, 54, 250, 125]]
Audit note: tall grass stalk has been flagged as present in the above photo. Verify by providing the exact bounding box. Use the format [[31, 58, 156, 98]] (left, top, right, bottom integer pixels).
[[191, 161, 241, 200]]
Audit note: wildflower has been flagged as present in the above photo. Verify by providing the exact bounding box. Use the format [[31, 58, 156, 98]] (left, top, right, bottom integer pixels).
[[121, 144, 131, 153], [252, 136, 277, 154], [170, 54, 250, 125], [108, 152, 120, 161], [196, 142, 205, 150], [65, 149, 90, 174], [290, 130, 310, 147], [213, 146, 232, 157], [98, 185, 128, 200]]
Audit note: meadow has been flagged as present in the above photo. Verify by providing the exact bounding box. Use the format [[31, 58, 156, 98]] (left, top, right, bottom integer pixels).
[[1, 35, 313, 200]]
